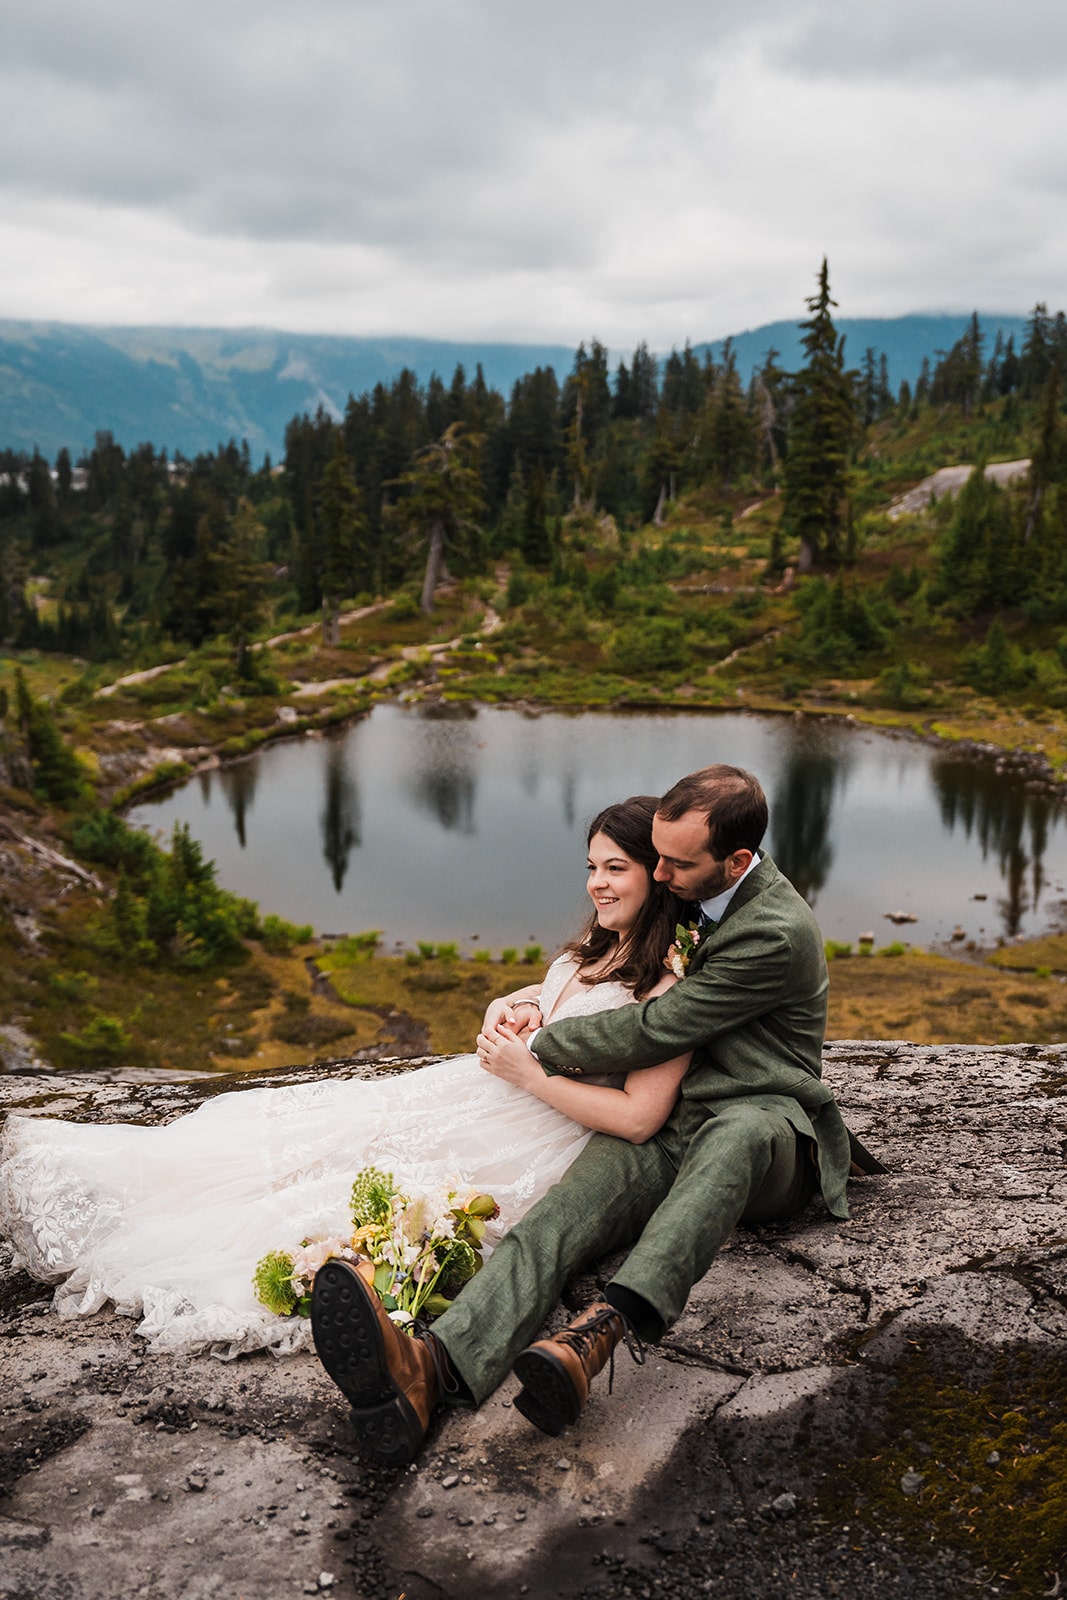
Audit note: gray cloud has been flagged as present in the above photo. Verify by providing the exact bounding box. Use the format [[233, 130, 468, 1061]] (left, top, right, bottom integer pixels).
[[0, 0, 1064, 343], [773, 0, 1067, 82]]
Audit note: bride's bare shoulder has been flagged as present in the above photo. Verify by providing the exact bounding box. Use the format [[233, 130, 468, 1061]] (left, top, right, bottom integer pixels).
[[642, 971, 679, 1001]]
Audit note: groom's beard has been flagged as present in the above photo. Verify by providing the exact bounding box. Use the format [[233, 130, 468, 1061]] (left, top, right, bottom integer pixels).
[[687, 857, 736, 903]]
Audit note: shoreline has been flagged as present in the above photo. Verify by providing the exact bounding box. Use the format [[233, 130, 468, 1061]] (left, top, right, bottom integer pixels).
[[111, 681, 1067, 814]]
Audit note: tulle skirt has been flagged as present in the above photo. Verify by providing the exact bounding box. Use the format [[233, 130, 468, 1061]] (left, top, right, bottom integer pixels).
[[0, 1056, 593, 1359]]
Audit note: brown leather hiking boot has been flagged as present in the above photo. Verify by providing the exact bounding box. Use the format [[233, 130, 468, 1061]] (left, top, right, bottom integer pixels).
[[512, 1300, 644, 1436], [311, 1258, 458, 1467]]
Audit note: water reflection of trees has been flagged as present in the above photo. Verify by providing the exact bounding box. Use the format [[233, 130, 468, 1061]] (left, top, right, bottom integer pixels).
[[320, 739, 361, 892], [769, 739, 845, 905], [219, 761, 257, 849], [560, 770, 577, 831], [931, 757, 1056, 937], [407, 724, 477, 834]]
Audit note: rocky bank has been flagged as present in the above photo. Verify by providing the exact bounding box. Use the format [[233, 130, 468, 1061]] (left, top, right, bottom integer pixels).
[[1, 1042, 1066, 1600]]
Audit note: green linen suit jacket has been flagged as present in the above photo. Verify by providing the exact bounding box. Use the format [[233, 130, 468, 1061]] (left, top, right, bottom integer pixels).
[[533, 852, 861, 1218]]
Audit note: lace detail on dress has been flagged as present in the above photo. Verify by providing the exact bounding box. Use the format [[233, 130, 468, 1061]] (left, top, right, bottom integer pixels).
[[539, 954, 632, 1024], [0, 956, 637, 1360]]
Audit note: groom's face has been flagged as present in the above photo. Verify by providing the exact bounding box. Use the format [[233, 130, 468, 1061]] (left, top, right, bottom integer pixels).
[[652, 810, 751, 902]]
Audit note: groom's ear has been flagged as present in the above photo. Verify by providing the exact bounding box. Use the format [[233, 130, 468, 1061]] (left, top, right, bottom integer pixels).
[[726, 848, 753, 882]]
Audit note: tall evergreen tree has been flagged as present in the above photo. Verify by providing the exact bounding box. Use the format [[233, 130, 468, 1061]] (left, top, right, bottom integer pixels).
[[782, 260, 856, 569], [704, 340, 755, 490], [212, 498, 269, 677], [389, 423, 486, 614], [317, 437, 369, 643], [1024, 365, 1066, 543]]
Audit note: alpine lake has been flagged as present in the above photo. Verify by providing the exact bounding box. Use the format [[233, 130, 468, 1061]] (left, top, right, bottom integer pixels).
[[126, 703, 1067, 958]]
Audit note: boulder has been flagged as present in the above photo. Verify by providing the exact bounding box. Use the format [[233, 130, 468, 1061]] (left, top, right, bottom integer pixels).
[[2, 1041, 1065, 1599]]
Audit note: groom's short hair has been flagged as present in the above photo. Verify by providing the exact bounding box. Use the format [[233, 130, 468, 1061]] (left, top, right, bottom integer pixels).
[[657, 765, 768, 858]]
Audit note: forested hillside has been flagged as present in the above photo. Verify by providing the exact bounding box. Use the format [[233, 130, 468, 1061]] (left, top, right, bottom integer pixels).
[[1, 269, 1065, 729], [0, 313, 1032, 461]]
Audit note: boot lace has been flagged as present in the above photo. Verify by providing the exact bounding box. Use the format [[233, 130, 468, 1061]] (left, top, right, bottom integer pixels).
[[558, 1304, 646, 1395]]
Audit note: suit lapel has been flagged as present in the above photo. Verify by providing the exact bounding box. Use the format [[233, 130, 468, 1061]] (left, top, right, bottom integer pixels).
[[688, 854, 777, 971]]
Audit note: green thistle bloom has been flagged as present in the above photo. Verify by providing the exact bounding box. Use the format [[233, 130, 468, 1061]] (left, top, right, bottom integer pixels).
[[349, 1167, 396, 1228], [252, 1250, 298, 1316], [438, 1239, 478, 1296]]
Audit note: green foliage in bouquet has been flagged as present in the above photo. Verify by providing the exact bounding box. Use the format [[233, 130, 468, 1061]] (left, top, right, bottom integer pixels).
[[253, 1250, 300, 1316], [349, 1166, 397, 1229], [252, 1166, 499, 1334]]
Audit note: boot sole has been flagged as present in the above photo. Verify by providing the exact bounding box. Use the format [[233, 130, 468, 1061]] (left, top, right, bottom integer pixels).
[[513, 1385, 567, 1437], [511, 1346, 583, 1429], [310, 1260, 426, 1467]]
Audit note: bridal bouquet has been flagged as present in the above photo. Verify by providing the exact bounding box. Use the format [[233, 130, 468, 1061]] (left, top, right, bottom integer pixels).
[[252, 1166, 499, 1333]]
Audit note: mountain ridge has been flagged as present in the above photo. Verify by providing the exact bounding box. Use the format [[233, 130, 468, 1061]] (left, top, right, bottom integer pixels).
[[0, 312, 1032, 462]]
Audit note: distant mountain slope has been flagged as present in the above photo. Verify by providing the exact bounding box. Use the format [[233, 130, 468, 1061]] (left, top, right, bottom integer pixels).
[[0, 314, 1031, 462], [0, 324, 576, 462], [699, 313, 1029, 390]]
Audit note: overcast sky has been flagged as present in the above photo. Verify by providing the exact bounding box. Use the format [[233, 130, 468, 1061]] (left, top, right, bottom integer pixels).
[[2, 0, 1065, 347]]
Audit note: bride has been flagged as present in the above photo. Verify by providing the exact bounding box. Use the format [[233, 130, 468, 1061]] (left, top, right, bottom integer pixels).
[[0, 796, 690, 1360]]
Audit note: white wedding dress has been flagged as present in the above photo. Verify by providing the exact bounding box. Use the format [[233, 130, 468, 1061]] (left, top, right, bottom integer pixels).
[[0, 956, 633, 1360]]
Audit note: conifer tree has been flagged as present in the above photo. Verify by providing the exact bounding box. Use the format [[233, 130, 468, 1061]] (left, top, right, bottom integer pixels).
[[317, 438, 368, 644], [782, 260, 856, 569], [705, 340, 755, 490], [212, 498, 269, 677], [1024, 365, 1066, 543], [390, 423, 486, 614], [13, 669, 86, 803]]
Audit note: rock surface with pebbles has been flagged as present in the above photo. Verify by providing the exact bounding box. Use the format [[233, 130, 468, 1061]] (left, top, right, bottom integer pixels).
[[2, 1041, 1065, 1600]]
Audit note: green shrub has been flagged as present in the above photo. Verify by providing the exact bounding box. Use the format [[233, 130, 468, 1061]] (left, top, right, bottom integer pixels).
[[327, 931, 381, 964], [49, 970, 98, 1000], [473, 948, 492, 964], [436, 941, 459, 963], [879, 941, 907, 957], [13, 669, 88, 804], [88, 820, 259, 970], [417, 941, 437, 960], [500, 948, 519, 965], [523, 944, 544, 965], [609, 617, 689, 674], [61, 1014, 131, 1061], [70, 809, 156, 876], [259, 914, 315, 954], [506, 569, 530, 608], [876, 661, 931, 710], [824, 940, 852, 960]]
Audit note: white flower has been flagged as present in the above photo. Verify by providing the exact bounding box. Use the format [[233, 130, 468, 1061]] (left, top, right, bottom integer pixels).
[[668, 950, 686, 979], [388, 1309, 414, 1326], [291, 1236, 348, 1279], [431, 1213, 457, 1240]]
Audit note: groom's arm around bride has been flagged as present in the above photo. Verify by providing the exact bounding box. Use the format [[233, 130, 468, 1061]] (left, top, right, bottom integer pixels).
[[312, 764, 882, 1465]]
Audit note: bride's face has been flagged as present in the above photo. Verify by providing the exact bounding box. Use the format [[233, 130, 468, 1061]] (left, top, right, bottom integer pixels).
[[586, 831, 650, 939]]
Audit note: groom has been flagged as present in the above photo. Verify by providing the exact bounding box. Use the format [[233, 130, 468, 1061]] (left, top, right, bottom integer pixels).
[[310, 763, 881, 1465]]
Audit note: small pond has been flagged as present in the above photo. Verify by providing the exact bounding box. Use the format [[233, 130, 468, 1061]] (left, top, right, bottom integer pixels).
[[128, 704, 1067, 952]]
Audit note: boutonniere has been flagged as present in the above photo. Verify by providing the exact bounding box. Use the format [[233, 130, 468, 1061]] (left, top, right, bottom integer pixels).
[[665, 922, 702, 979]]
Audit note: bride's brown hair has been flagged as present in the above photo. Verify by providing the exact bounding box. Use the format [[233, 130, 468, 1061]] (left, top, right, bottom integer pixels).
[[561, 795, 687, 1000]]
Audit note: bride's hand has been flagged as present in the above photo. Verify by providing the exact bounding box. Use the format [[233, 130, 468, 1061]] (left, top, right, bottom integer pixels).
[[476, 1023, 540, 1088], [482, 997, 541, 1034]]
